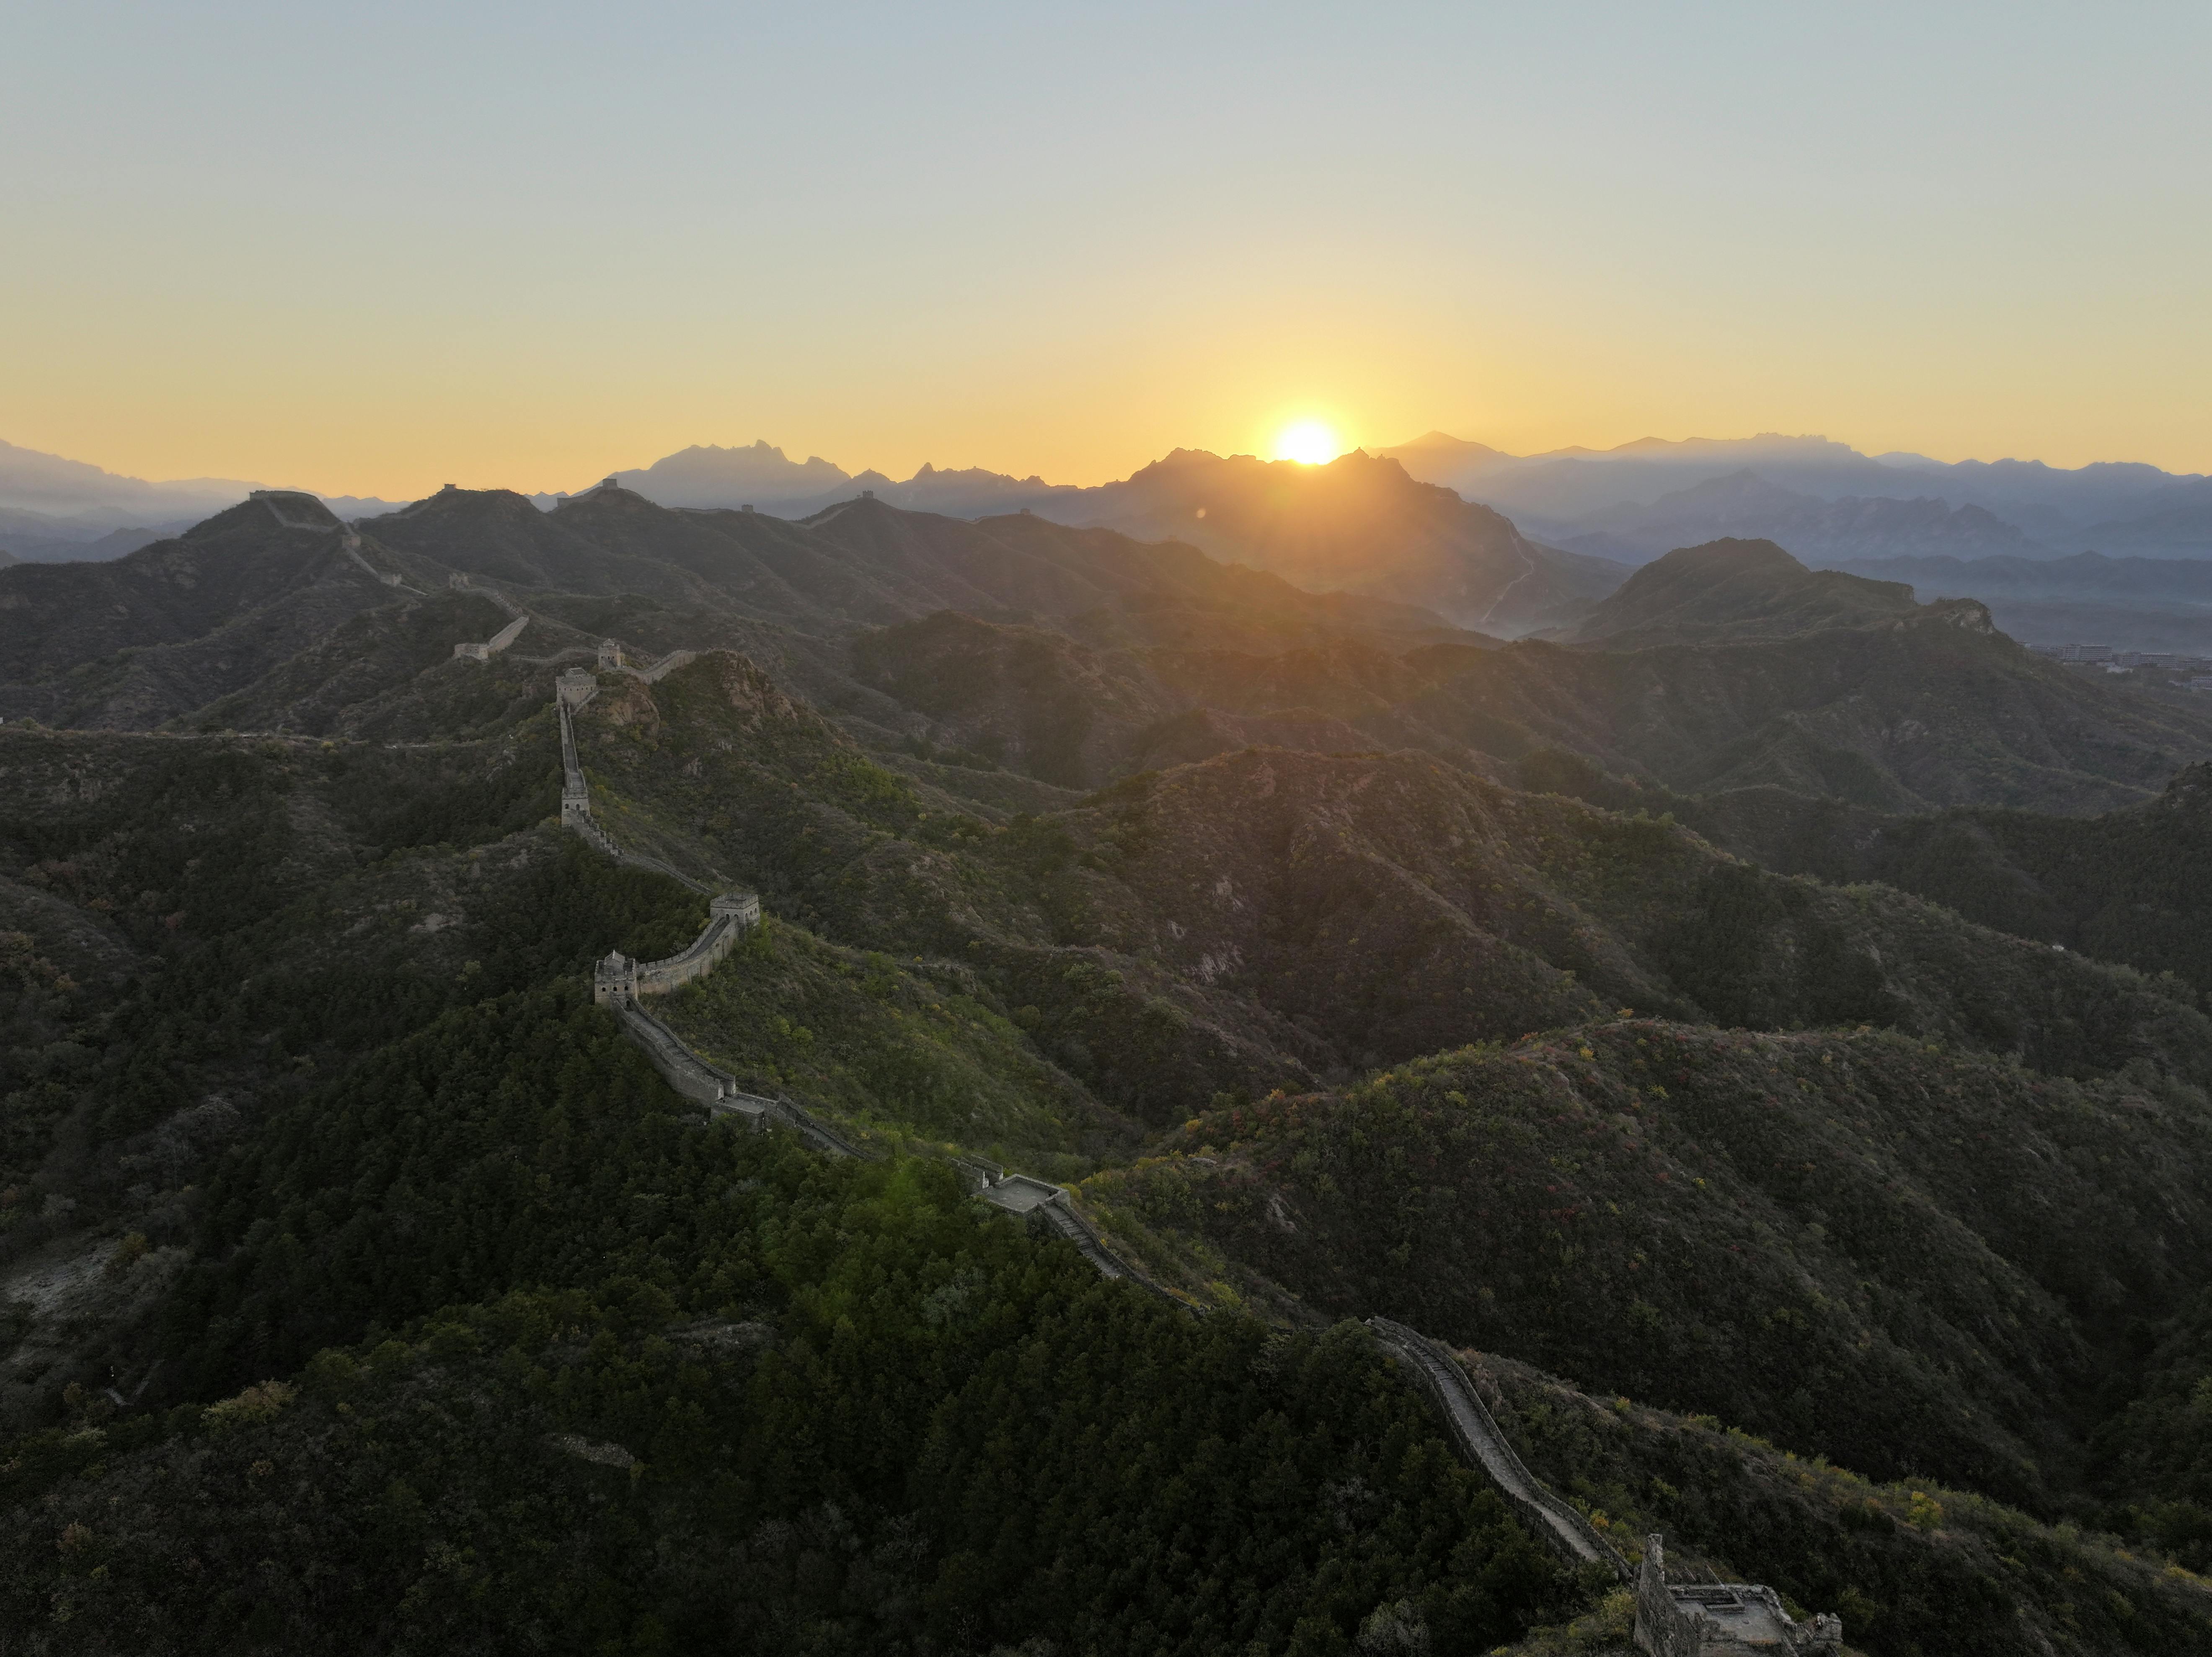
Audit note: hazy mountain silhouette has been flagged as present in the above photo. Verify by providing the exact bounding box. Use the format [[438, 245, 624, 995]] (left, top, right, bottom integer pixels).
[[1552, 470, 2049, 564], [2077, 477, 2212, 556], [1386, 433, 1918, 522], [1829, 547, 2212, 653], [0, 436, 256, 523], [597, 440, 852, 508], [1005, 448, 1624, 635], [602, 446, 1084, 519], [604, 444, 1626, 635], [0, 438, 409, 549], [1383, 430, 2212, 560]]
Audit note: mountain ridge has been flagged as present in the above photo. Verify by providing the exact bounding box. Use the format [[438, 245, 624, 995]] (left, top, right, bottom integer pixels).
[[1562, 536, 1974, 648]]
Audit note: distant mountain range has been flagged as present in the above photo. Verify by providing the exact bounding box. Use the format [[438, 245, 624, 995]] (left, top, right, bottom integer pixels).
[[11, 428, 2212, 620], [0, 438, 408, 561], [1377, 431, 2212, 561], [592, 429, 2212, 571], [588, 441, 1080, 519], [1827, 549, 2212, 654], [566, 445, 1620, 635], [1534, 470, 2047, 565]]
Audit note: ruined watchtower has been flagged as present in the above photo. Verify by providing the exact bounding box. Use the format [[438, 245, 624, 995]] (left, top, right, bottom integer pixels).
[[1634, 1536, 1840, 1655]]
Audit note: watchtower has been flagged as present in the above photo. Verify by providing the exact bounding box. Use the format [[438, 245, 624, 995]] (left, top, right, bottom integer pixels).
[[597, 638, 625, 670], [593, 951, 638, 1006], [711, 891, 762, 928], [1633, 1536, 1841, 1654]]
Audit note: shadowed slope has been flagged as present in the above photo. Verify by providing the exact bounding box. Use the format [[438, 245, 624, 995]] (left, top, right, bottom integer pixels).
[[0, 498, 406, 728], [1090, 1021, 2212, 1510]]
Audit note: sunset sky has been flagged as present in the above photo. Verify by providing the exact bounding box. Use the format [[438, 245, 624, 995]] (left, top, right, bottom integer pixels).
[[7, 1, 2211, 497]]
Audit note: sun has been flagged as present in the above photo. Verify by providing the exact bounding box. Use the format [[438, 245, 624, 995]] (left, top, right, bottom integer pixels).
[[1272, 419, 1344, 465]]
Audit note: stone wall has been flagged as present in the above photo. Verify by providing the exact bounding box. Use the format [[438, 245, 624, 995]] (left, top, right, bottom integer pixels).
[[619, 1001, 747, 1108], [1367, 1318, 1631, 1579], [592, 893, 761, 1006], [613, 1002, 873, 1158], [1635, 1539, 1704, 1657], [1362, 1333, 1844, 1650], [453, 614, 529, 661], [250, 491, 413, 590], [1632, 1536, 1843, 1655], [556, 674, 597, 831], [451, 578, 530, 660], [339, 528, 406, 588], [546, 667, 1207, 1293], [628, 648, 697, 684], [592, 641, 700, 684]]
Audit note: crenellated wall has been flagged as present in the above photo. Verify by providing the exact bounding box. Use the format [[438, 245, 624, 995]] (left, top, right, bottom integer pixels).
[[453, 576, 531, 660], [454, 614, 528, 661], [555, 667, 798, 1117], [626, 648, 697, 683], [556, 671, 598, 830], [593, 892, 762, 1005], [615, 1000, 873, 1157], [249, 490, 416, 589], [593, 639, 698, 683], [339, 527, 406, 588]]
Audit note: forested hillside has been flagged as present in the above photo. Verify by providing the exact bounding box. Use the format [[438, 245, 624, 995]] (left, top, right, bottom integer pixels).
[[10, 493, 2212, 1655], [845, 576, 2212, 815], [1524, 749, 2212, 998], [6, 994, 1570, 1655]]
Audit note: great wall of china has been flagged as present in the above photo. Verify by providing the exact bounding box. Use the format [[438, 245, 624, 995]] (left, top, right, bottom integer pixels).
[[546, 656, 1841, 1655], [448, 574, 528, 659], [1367, 1316, 1631, 1578], [195, 508, 1848, 1652]]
